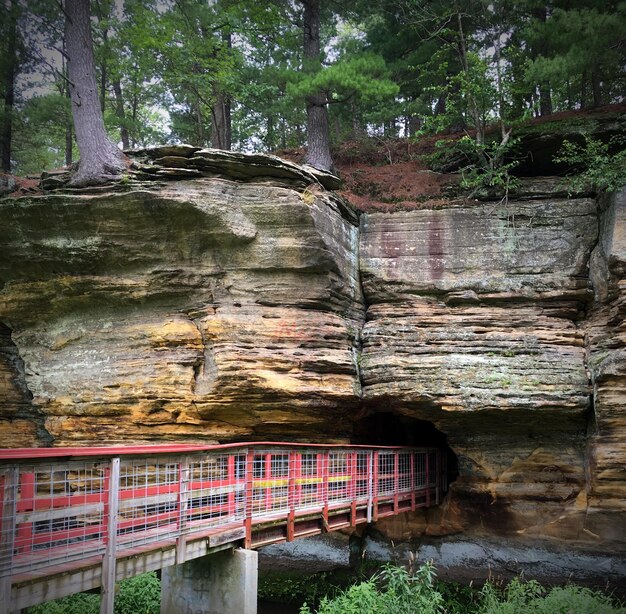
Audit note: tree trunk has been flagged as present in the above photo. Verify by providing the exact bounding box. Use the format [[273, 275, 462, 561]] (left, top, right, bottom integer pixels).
[[532, 7, 552, 118], [211, 91, 231, 150], [194, 93, 205, 146], [131, 68, 138, 147], [265, 115, 274, 151], [61, 41, 73, 166], [93, 0, 108, 113], [493, 25, 510, 138], [112, 79, 130, 150], [591, 67, 602, 107], [456, 11, 483, 145], [65, 80, 73, 166], [434, 93, 446, 117], [539, 83, 552, 116], [302, 0, 334, 172], [350, 100, 364, 140], [1, 0, 18, 173], [408, 114, 421, 138], [211, 30, 232, 150], [99, 29, 108, 113], [65, 0, 125, 185], [65, 116, 73, 166], [566, 78, 572, 110], [580, 71, 588, 109]]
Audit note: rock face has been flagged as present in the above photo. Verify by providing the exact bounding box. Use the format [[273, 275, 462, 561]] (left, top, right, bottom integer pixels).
[[586, 189, 626, 545], [359, 188, 600, 545], [0, 151, 362, 445], [0, 322, 48, 446], [0, 150, 624, 565]]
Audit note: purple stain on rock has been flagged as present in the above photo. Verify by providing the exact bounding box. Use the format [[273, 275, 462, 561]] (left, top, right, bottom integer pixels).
[[428, 213, 444, 280]]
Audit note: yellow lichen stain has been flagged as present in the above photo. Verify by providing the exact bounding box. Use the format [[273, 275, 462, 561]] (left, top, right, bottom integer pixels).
[[122, 318, 201, 347], [254, 369, 302, 393], [300, 185, 320, 205], [49, 330, 84, 350]]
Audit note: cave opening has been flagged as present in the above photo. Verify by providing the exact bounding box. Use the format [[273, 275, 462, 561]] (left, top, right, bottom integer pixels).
[[353, 411, 459, 489]]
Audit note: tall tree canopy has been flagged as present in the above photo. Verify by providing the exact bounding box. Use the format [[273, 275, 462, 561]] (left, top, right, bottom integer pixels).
[[3, 0, 624, 175]]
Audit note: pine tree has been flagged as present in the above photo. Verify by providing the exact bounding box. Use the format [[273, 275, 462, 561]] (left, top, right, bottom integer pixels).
[[65, 0, 126, 186], [302, 0, 334, 172]]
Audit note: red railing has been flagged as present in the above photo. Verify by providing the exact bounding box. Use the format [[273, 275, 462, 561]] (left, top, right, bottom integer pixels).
[[0, 443, 446, 588]]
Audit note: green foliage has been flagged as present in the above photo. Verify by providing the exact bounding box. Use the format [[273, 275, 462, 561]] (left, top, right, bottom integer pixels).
[[426, 135, 520, 198], [479, 578, 626, 614], [231, 4, 306, 151], [113, 571, 160, 614], [299, 561, 444, 614], [11, 93, 73, 174], [458, 137, 520, 197], [298, 565, 626, 614], [523, 4, 626, 107], [4, 0, 626, 173], [435, 580, 480, 614], [24, 565, 626, 614], [27, 592, 100, 614], [300, 579, 381, 614], [554, 135, 626, 194], [27, 572, 160, 614], [422, 51, 498, 139], [289, 52, 398, 105]]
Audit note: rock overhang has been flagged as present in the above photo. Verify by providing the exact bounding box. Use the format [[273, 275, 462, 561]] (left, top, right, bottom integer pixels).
[[0, 150, 362, 446]]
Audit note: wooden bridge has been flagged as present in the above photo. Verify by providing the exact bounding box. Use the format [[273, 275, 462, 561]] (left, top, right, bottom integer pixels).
[[0, 442, 446, 613]]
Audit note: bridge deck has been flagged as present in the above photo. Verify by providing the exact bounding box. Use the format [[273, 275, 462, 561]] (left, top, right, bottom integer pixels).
[[0, 442, 446, 612]]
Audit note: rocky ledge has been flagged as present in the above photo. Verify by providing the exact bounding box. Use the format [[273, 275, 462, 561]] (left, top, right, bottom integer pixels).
[[41, 145, 343, 192]]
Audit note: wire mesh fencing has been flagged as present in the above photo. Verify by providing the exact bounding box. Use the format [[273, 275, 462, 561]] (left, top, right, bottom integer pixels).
[[0, 445, 444, 582]]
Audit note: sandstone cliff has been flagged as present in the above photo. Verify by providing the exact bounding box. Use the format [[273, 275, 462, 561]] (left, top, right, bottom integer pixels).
[[0, 148, 362, 445], [586, 189, 626, 545], [0, 148, 624, 558]]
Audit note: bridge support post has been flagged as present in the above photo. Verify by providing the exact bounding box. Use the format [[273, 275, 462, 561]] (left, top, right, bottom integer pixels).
[[161, 548, 258, 614]]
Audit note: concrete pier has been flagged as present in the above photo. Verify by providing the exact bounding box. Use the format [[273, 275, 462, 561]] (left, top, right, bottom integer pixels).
[[161, 548, 258, 614]]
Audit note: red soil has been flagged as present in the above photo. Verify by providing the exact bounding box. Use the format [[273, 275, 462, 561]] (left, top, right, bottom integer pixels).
[[4, 103, 624, 207], [0, 174, 42, 198]]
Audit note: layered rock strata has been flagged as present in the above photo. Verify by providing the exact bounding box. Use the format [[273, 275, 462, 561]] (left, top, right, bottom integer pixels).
[[0, 151, 624, 559], [0, 149, 362, 445], [358, 184, 612, 546], [0, 323, 48, 446], [586, 189, 626, 545]]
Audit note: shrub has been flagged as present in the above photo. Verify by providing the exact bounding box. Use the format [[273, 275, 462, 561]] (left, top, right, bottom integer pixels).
[[299, 561, 444, 614], [435, 580, 480, 614], [114, 571, 160, 614], [479, 578, 626, 614], [259, 570, 344, 606], [298, 563, 626, 614], [27, 592, 100, 614], [27, 572, 160, 614], [554, 134, 626, 194], [425, 135, 520, 201]]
